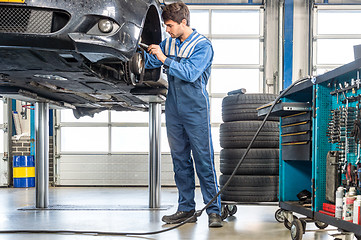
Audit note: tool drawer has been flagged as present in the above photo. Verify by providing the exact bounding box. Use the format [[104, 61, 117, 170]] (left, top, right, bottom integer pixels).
[[281, 112, 312, 161]]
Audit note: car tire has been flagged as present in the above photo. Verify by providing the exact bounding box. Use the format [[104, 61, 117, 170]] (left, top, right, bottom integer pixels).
[[221, 148, 279, 159], [222, 93, 278, 105], [220, 149, 279, 175], [220, 193, 278, 202], [220, 121, 279, 148], [219, 175, 279, 187], [222, 93, 278, 122], [220, 175, 279, 202]]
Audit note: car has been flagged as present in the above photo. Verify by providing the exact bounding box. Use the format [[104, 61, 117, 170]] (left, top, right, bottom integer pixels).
[[0, 0, 170, 118]]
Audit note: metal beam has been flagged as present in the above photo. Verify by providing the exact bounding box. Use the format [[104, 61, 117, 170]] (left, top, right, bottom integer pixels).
[[35, 102, 49, 208], [148, 102, 161, 208]]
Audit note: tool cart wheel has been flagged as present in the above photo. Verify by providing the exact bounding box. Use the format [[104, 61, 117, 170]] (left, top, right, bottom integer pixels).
[[221, 205, 229, 220], [227, 205, 237, 216], [284, 215, 298, 230], [314, 221, 328, 229], [300, 219, 307, 233], [275, 209, 285, 223], [290, 219, 304, 240]]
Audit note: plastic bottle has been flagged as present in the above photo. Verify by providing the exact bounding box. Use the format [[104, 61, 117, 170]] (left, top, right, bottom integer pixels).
[[354, 195, 361, 224], [335, 186, 344, 219], [343, 187, 357, 222]]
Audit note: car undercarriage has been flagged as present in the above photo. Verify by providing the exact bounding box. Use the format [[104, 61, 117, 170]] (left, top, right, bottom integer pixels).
[[0, 0, 167, 117]]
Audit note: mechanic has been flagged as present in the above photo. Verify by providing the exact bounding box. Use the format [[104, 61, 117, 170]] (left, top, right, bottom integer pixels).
[[142, 1, 222, 228]]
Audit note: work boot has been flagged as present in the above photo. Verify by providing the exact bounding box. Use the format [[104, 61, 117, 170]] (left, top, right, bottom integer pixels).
[[208, 213, 223, 228], [162, 210, 197, 224]]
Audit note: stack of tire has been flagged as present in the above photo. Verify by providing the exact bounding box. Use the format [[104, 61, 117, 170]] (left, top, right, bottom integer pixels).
[[219, 93, 279, 203]]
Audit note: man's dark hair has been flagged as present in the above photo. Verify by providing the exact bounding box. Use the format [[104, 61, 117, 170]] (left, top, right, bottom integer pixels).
[[162, 1, 190, 26]]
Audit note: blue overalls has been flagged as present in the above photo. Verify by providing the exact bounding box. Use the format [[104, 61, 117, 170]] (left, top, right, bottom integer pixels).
[[144, 29, 221, 215]]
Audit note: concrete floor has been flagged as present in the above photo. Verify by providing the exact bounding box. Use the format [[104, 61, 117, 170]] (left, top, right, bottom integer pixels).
[[0, 187, 344, 240]]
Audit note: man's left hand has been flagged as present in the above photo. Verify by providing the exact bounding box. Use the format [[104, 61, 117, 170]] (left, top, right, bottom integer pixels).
[[148, 44, 167, 63]]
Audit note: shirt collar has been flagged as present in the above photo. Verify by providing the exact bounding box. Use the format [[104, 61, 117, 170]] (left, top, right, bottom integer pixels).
[[176, 28, 197, 44]]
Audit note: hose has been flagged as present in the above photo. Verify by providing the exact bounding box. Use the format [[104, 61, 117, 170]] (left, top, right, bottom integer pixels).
[[0, 76, 311, 236]]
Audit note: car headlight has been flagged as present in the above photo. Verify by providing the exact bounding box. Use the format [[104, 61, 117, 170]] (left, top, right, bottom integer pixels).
[[98, 19, 113, 33]]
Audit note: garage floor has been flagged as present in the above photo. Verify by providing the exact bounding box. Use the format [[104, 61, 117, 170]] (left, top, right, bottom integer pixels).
[[0, 187, 339, 239]]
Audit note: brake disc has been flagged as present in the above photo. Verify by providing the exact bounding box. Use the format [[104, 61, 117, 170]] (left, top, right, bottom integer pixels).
[[124, 52, 145, 86]]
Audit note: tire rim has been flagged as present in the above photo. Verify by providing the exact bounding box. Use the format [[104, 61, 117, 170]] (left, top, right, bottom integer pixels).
[[290, 224, 297, 238], [276, 210, 285, 222]]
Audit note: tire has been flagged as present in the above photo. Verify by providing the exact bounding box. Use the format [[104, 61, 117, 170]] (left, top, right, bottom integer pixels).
[[227, 205, 237, 216], [221, 205, 229, 220], [222, 93, 278, 106], [220, 121, 279, 133], [220, 138, 279, 148], [221, 194, 278, 202], [284, 215, 298, 230], [219, 175, 279, 202], [222, 94, 278, 122], [223, 185, 278, 192], [291, 219, 304, 240], [222, 108, 279, 122], [275, 209, 285, 223], [220, 121, 279, 148], [220, 149, 279, 175], [220, 164, 279, 175], [221, 148, 279, 159], [222, 189, 278, 196], [314, 221, 328, 229], [219, 175, 279, 187]]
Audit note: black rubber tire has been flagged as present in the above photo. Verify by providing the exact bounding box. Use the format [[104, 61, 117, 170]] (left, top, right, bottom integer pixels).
[[221, 194, 278, 202], [221, 185, 278, 192], [284, 215, 298, 230], [314, 221, 328, 229], [221, 139, 279, 149], [300, 219, 307, 233], [221, 205, 229, 220], [220, 175, 278, 186], [219, 175, 279, 202], [221, 148, 279, 159], [227, 205, 237, 216], [222, 108, 279, 122], [219, 175, 279, 187], [222, 189, 278, 196], [220, 121, 279, 148], [291, 219, 304, 240], [220, 149, 279, 175], [222, 93, 278, 106], [222, 94, 278, 122], [220, 165, 278, 175], [220, 121, 279, 133]]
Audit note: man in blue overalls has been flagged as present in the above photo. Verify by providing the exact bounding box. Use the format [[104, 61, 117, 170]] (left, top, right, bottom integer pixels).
[[143, 1, 222, 227]]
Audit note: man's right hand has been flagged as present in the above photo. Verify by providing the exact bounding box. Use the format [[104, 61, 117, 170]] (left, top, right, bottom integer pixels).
[[148, 44, 167, 63]]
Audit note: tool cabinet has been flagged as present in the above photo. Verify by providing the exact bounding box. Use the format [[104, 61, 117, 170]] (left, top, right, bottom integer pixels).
[[259, 58, 361, 240]]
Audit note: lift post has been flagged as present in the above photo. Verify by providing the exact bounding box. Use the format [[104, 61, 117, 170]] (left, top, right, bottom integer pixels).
[[33, 96, 164, 209], [35, 102, 49, 208], [149, 102, 161, 208]]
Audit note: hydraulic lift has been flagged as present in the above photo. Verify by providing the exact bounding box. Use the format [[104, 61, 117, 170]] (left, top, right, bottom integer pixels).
[[32, 96, 164, 209]]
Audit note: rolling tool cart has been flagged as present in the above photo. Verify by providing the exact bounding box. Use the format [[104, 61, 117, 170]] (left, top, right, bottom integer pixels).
[[258, 57, 361, 240]]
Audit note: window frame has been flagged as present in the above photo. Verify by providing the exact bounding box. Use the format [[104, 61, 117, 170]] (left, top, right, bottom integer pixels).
[[313, 4, 361, 75]]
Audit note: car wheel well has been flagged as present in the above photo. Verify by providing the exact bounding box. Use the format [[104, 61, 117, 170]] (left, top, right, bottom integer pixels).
[[141, 5, 162, 45]]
